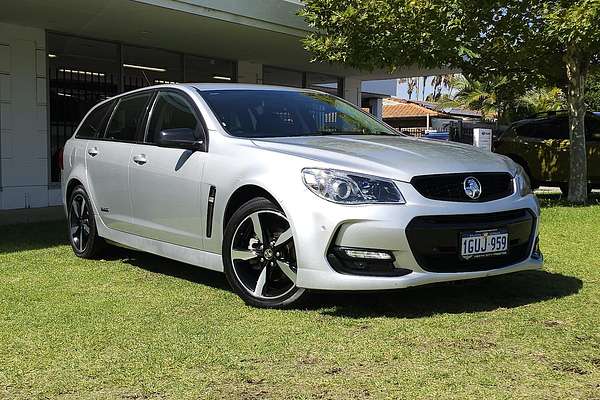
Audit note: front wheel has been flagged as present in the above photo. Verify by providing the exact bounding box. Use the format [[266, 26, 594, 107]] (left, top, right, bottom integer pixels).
[[222, 197, 305, 308]]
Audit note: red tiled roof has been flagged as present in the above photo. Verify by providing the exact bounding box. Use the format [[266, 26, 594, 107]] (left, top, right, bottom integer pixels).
[[382, 98, 440, 119]]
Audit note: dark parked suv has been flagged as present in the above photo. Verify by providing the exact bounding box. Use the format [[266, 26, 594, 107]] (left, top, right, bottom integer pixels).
[[495, 111, 600, 194]]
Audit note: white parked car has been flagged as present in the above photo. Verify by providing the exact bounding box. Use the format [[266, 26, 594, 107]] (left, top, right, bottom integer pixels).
[[62, 84, 543, 308]]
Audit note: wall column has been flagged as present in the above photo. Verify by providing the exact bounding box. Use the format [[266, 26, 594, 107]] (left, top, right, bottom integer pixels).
[[369, 98, 383, 120], [237, 61, 263, 84], [0, 23, 48, 210], [343, 77, 361, 106]]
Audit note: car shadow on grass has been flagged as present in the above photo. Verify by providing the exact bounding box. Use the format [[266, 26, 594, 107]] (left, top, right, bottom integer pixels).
[[117, 247, 582, 318], [297, 270, 582, 318], [116, 249, 231, 291]]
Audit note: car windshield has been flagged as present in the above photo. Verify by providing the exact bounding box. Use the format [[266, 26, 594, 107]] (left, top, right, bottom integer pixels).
[[198, 89, 400, 138]]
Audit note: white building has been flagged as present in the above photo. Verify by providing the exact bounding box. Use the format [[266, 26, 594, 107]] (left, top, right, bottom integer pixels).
[[0, 0, 439, 210]]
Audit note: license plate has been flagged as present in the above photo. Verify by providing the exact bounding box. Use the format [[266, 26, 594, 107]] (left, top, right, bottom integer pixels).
[[460, 229, 508, 259]]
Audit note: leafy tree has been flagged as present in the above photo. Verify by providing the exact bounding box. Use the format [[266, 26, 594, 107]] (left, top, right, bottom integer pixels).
[[301, 0, 600, 203], [585, 69, 600, 110], [517, 87, 566, 115], [432, 74, 564, 120]]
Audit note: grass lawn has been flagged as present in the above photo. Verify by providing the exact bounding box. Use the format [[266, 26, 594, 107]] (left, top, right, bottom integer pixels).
[[1, 194, 599, 399]]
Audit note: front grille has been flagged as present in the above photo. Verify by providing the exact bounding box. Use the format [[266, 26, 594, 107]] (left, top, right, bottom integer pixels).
[[411, 172, 514, 202], [405, 209, 536, 273]]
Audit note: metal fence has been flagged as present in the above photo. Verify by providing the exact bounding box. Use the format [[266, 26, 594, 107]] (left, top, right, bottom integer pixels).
[[398, 127, 428, 137]]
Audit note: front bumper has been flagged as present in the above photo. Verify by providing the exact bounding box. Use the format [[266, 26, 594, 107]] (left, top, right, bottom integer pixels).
[[286, 180, 543, 291]]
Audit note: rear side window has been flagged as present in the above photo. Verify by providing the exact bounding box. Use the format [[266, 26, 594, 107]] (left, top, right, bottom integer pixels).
[[586, 114, 600, 141], [515, 118, 568, 140], [105, 93, 153, 142], [146, 91, 202, 143], [75, 101, 113, 139]]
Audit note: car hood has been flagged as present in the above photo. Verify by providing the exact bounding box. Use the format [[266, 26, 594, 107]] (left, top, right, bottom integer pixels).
[[251, 135, 515, 182]]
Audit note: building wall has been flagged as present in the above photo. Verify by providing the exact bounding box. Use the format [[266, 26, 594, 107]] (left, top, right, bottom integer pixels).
[[0, 22, 366, 210], [362, 79, 400, 97], [0, 23, 52, 210]]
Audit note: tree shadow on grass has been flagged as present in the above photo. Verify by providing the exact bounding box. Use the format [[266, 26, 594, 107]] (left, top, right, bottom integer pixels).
[[537, 191, 600, 208], [0, 221, 68, 254], [296, 270, 582, 319]]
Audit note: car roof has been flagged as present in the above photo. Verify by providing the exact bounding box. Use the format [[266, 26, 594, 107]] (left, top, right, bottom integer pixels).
[[510, 111, 600, 128], [91, 83, 328, 108]]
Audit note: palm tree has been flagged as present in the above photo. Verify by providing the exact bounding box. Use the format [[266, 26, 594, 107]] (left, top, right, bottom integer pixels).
[[429, 74, 455, 101], [438, 75, 503, 119], [400, 77, 418, 100]]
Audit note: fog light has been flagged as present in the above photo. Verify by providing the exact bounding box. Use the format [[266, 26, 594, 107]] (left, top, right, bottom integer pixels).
[[342, 248, 394, 260]]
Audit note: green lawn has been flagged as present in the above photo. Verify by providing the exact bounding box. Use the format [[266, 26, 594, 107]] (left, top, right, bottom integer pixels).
[[1, 194, 599, 399]]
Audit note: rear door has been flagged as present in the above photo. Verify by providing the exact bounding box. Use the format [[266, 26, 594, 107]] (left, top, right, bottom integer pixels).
[[586, 114, 600, 183], [515, 117, 570, 183], [86, 91, 153, 232], [128, 89, 207, 248]]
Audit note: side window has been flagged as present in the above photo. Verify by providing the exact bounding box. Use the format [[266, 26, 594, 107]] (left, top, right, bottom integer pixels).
[[146, 91, 202, 143], [75, 101, 113, 139], [516, 118, 568, 140], [552, 117, 569, 140], [586, 114, 600, 141], [105, 93, 152, 142]]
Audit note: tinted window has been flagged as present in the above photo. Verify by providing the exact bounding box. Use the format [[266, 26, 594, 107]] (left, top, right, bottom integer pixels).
[[105, 93, 152, 141], [147, 91, 201, 143], [586, 114, 600, 141], [263, 66, 303, 88], [76, 101, 113, 138], [515, 117, 568, 140], [199, 90, 398, 138]]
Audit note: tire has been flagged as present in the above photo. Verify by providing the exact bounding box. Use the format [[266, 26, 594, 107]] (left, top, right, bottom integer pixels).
[[222, 197, 305, 308], [67, 185, 105, 258]]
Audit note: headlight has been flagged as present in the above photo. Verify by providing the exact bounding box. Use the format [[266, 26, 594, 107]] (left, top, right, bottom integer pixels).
[[302, 168, 405, 204], [514, 164, 532, 197]]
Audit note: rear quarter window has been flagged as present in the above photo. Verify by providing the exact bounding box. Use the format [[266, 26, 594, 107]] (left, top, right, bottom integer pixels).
[[75, 101, 113, 139], [515, 118, 568, 140]]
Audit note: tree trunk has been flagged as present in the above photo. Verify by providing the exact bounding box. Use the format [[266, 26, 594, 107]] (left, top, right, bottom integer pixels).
[[564, 46, 588, 204]]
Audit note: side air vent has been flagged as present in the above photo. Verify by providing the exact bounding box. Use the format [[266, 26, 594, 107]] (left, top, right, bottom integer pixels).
[[206, 186, 216, 238]]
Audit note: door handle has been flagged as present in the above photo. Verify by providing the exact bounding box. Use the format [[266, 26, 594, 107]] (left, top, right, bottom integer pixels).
[[87, 147, 99, 157], [132, 154, 147, 165]]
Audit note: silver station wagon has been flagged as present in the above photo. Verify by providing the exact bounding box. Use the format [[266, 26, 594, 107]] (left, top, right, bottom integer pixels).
[[61, 84, 543, 307]]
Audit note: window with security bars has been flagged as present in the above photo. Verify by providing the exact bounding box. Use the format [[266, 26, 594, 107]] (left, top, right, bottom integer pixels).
[[48, 33, 121, 182], [47, 33, 236, 182]]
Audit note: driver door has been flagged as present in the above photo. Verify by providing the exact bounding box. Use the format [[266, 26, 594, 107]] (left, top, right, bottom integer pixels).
[[128, 90, 207, 249]]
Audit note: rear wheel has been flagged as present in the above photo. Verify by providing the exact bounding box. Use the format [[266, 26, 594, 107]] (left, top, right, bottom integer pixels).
[[68, 186, 105, 258], [222, 197, 305, 308]]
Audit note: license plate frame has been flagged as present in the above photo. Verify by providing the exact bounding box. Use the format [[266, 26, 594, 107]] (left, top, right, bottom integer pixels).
[[460, 228, 509, 260]]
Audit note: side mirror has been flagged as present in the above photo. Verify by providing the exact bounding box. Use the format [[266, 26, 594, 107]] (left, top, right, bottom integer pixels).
[[157, 128, 203, 151]]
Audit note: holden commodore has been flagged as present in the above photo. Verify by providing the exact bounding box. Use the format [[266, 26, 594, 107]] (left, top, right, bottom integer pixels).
[[61, 84, 543, 308]]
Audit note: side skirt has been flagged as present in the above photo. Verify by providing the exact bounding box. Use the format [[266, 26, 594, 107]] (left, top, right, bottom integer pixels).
[[95, 216, 224, 272]]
